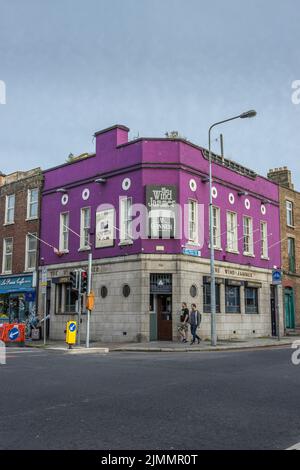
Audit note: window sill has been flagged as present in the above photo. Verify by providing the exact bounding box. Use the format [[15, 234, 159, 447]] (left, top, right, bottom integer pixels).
[[286, 224, 295, 229], [1, 271, 12, 275], [243, 252, 255, 258], [78, 247, 91, 252], [261, 256, 270, 261], [3, 222, 14, 226], [226, 249, 239, 254], [187, 241, 200, 247], [118, 240, 133, 247], [58, 250, 69, 254], [24, 268, 35, 273], [26, 217, 39, 222]]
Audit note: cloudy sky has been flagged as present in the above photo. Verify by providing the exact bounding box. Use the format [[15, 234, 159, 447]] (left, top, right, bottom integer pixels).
[[0, 0, 300, 186]]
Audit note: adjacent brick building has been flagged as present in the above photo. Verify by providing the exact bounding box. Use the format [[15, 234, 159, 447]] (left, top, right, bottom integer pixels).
[[268, 167, 300, 332], [0, 168, 43, 332]]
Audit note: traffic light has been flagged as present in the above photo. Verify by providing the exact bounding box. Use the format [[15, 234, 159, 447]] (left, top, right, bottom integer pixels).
[[70, 271, 78, 291], [81, 271, 88, 293]]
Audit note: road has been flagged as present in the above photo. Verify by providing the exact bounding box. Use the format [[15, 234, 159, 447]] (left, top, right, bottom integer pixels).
[[0, 346, 299, 450]]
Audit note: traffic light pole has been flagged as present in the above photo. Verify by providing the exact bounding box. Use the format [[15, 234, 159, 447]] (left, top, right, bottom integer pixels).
[[77, 270, 82, 346], [86, 253, 92, 348]]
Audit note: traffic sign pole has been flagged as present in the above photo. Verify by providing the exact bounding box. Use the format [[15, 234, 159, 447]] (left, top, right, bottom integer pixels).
[[86, 253, 92, 348], [77, 269, 82, 346]]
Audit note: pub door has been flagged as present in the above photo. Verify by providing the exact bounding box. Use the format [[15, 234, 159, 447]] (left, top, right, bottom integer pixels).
[[157, 294, 172, 341], [270, 285, 277, 337]]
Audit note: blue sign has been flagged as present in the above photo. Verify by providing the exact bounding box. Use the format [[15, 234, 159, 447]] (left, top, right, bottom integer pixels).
[[69, 322, 76, 332], [272, 269, 282, 285], [182, 248, 201, 257], [8, 327, 20, 341], [0, 274, 34, 294]]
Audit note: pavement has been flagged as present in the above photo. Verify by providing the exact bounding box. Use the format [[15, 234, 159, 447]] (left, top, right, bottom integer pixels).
[[25, 335, 300, 353], [1, 346, 300, 449]]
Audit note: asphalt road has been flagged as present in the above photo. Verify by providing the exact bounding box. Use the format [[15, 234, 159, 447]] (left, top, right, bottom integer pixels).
[[0, 346, 299, 450]]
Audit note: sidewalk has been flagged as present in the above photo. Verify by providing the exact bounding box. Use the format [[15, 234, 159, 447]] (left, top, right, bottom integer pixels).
[[25, 336, 300, 353]]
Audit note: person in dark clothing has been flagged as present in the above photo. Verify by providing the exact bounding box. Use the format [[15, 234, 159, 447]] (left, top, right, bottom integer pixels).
[[177, 302, 189, 343], [189, 303, 201, 345]]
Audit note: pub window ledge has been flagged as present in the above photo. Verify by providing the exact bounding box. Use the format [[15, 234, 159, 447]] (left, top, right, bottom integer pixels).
[[118, 239, 134, 247], [226, 249, 239, 254]]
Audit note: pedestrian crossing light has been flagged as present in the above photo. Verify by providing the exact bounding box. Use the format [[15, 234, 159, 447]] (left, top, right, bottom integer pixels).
[[81, 271, 88, 293], [70, 271, 78, 291]]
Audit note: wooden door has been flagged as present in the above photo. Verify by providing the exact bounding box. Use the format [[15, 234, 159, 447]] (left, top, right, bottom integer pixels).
[[157, 295, 172, 341]]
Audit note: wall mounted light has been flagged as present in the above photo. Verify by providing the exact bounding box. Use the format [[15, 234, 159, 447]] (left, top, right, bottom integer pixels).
[[238, 190, 248, 196], [95, 177, 107, 184], [201, 176, 210, 183]]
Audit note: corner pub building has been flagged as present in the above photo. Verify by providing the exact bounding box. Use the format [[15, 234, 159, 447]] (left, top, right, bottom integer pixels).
[[38, 125, 284, 342]]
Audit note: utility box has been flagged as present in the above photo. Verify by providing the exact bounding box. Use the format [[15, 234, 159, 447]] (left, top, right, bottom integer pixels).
[[66, 321, 77, 345]]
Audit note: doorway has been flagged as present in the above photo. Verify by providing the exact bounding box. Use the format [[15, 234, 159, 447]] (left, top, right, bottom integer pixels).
[[157, 295, 172, 341], [285, 287, 295, 329], [149, 274, 173, 341]]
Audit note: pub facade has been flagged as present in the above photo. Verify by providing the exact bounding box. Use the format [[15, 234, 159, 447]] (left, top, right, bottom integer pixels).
[[39, 125, 284, 342]]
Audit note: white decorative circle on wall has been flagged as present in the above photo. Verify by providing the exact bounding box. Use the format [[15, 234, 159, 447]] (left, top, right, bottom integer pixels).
[[261, 204, 266, 215], [245, 198, 251, 210], [82, 188, 90, 201], [212, 186, 218, 199], [229, 193, 235, 205], [122, 177, 131, 191], [189, 178, 197, 192], [61, 194, 69, 206]]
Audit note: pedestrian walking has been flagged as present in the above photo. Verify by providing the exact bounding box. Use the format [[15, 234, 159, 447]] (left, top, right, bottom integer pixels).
[[189, 303, 201, 345], [177, 302, 189, 343]]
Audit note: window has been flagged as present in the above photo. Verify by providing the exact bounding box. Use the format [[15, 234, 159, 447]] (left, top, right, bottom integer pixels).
[[55, 283, 80, 314], [288, 237, 296, 273], [212, 206, 221, 249], [260, 221, 268, 258], [2, 238, 13, 273], [226, 211, 238, 252], [286, 200, 294, 227], [225, 284, 241, 313], [5, 194, 15, 224], [243, 216, 253, 255], [59, 212, 69, 252], [27, 188, 39, 219], [25, 233, 37, 271], [245, 287, 259, 314], [188, 199, 198, 243], [120, 197, 132, 243], [203, 281, 221, 313], [80, 207, 91, 249]]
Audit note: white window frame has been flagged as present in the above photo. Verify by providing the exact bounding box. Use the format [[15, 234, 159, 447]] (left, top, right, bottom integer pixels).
[[5, 194, 15, 224], [2, 237, 13, 274], [25, 233, 37, 271], [27, 188, 39, 220], [226, 211, 238, 252], [59, 212, 69, 252], [286, 200, 294, 227], [80, 207, 91, 250], [119, 197, 133, 245], [212, 206, 221, 249], [260, 221, 268, 259], [243, 216, 254, 256], [188, 199, 198, 244]]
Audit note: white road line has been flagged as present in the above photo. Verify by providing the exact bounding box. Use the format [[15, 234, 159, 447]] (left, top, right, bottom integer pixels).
[[287, 442, 300, 450]]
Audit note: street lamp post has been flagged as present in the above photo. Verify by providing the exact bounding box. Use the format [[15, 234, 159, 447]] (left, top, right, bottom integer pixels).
[[208, 110, 257, 346]]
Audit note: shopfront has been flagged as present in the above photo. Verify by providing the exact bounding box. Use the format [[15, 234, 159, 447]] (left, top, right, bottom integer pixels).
[[0, 274, 37, 335]]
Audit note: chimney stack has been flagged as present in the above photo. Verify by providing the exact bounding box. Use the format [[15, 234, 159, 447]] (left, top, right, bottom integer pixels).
[[267, 167, 294, 190]]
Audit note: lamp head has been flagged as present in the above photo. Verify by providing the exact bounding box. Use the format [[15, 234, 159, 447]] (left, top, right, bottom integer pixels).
[[239, 110, 257, 119]]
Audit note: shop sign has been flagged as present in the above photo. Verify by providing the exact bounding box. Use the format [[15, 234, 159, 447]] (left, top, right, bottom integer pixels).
[[95, 208, 115, 248], [0, 274, 34, 294], [146, 185, 177, 238], [182, 248, 201, 257]]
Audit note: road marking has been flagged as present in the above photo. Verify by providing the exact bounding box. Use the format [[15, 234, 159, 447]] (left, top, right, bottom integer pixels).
[[287, 442, 300, 450]]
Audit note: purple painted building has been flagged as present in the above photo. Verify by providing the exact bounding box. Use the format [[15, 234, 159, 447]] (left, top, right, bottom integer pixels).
[[39, 125, 283, 342]]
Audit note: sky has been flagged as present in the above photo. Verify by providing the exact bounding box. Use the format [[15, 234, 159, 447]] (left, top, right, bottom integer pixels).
[[0, 0, 300, 186]]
